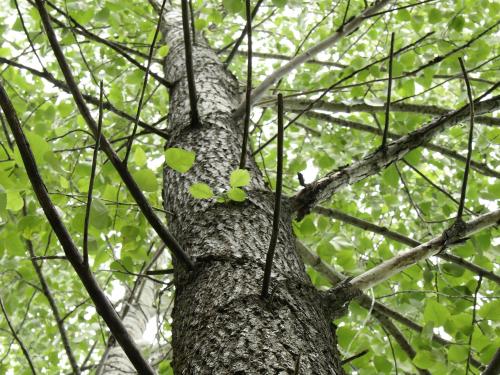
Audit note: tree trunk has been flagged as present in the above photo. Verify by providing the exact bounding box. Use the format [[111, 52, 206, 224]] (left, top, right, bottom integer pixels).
[[161, 9, 344, 374], [100, 279, 156, 374]]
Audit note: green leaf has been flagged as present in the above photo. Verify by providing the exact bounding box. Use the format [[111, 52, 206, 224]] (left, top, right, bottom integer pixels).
[[450, 16, 465, 32], [227, 187, 246, 202], [382, 164, 399, 189], [165, 147, 196, 173], [6, 191, 23, 212], [229, 169, 251, 187], [448, 345, 469, 362], [427, 8, 441, 24], [272, 0, 287, 7], [223, 0, 243, 13], [90, 199, 111, 229], [157, 45, 170, 58], [189, 183, 214, 199], [133, 147, 148, 167], [424, 300, 450, 326], [412, 350, 434, 369], [132, 169, 158, 192]]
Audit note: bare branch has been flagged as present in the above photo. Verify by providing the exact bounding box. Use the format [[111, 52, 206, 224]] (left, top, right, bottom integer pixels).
[[83, 81, 104, 267], [225, 0, 263, 66], [371, 309, 431, 375], [181, 0, 199, 127], [24, 233, 80, 374], [262, 94, 284, 298], [297, 110, 499, 178], [271, 98, 500, 127], [292, 94, 500, 216], [381, 32, 395, 149], [233, 0, 391, 118], [295, 241, 484, 370], [239, 0, 253, 169], [313, 206, 500, 284], [33, 0, 194, 270], [0, 81, 156, 375], [456, 57, 475, 221], [349, 209, 500, 290], [0, 295, 38, 375]]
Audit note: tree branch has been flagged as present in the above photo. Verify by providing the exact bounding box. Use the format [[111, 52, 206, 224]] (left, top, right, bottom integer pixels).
[[295, 241, 485, 370], [381, 32, 395, 149], [271, 98, 500, 127], [181, 0, 199, 127], [456, 57, 475, 221], [0, 295, 38, 374], [0, 82, 156, 375], [262, 94, 284, 298], [24, 233, 81, 374], [123, 0, 167, 165], [239, 0, 253, 169], [313, 206, 500, 284], [292, 94, 500, 216], [33, 0, 194, 270], [233, 0, 391, 118], [297, 110, 499, 178], [225, 0, 263, 66], [371, 309, 431, 375], [349, 209, 500, 290]]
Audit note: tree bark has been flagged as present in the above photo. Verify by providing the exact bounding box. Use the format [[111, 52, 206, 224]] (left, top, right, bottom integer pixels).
[[99, 278, 156, 374], [160, 8, 344, 374]]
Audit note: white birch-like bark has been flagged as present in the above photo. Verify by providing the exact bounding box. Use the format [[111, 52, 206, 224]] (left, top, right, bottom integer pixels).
[[350, 209, 500, 290], [99, 279, 157, 374]]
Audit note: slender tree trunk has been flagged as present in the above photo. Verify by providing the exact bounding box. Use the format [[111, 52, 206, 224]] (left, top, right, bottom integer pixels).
[[161, 9, 344, 374], [100, 279, 156, 374]]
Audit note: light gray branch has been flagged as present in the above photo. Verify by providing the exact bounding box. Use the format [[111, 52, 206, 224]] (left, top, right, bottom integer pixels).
[[232, 0, 391, 118], [350, 209, 500, 290], [292, 95, 500, 215]]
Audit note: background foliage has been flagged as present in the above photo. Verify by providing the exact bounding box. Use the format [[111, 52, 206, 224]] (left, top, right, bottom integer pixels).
[[0, 0, 498, 373]]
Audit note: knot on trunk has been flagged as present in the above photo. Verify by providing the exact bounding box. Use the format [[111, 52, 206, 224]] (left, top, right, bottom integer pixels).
[[320, 278, 362, 320]]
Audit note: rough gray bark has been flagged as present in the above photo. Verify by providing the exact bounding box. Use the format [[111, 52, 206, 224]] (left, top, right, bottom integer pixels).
[[160, 8, 344, 375]]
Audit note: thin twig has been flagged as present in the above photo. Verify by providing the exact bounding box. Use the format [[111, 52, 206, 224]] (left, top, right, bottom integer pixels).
[[123, 0, 167, 165], [13, 0, 45, 71], [261, 93, 284, 298], [381, 32, 395, 149], [252, 31, 434, 156], [225, 0, 264, 65], [239, 0, 253, 169], [373, 309, 430, 375], [0, 296, 38, 375], [83, 81, 104, 267], [188, 0, 196, 44], [466, 275, 483, 374], [457, 57, 475, 221], [23, 229, 81, 374], [181, 0, 199, 126], [340, 349, 369, 365]]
